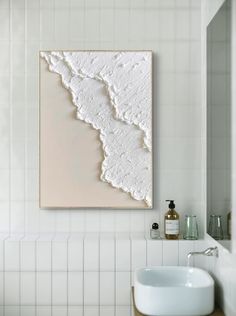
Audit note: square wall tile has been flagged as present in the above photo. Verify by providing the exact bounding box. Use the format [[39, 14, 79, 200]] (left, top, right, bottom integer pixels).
[[10, 202, 25, 233], [11, 170, 25, 201], [21, 272, 36, 305], [12, 0, 25, 9], [100, 9, 114, 42], [159, 10, 175, 40], [27, 9, 40, 40], [36, 241, 51, 271], [116, 238, 131, 271], [100, 272, 115, 305], [52, 306, 67, 316], [20, 306, 36, 316], [100, 306, 115, 316], [70, 9, 84, 41], [131, 239, 146, 270], [11, 140, 25, 170], [130, 212, 145, 232], [0, 240, 5, 271], [68, 271, 83, 305], [116, 306, 131, 316], [0, 10, 10, 39], [0, 272, 3, 305], [25, 201, 40, 234], [84, 9, 100, 41], [0, 0, 9, 9], [4, 272, 20, 305], [36, 272, 51, 305], [12, 42, 25, 76], [0, 170, 9, 200], [4, 240, 20, 271], [52, 240, 68, 271], [100, 237, 115, 271], [176, 10, 190, 40], [84, 271, 99, 305], [5, 306, 20, 316], [84, 236, 99, 271], [26, 0, 40, 9], [84, 306, 99, 316], [0, 206, 9, 233], [116, 272, 131, 305], [0, 139, 9, 169], [0, 42, 10, 75], [115, 212, 131, 232], [40, 0, 54, 9], [147, 240, 163, 266], [52, 272, 67, 305], [12, 9, 25, 40], [114, 10, 129, 43], [163, 240, 179, 266], [55, 9, 69, 41], [36, 306, 52, 316], [68, 239, 83, 271], [100, 212, 115, 232], [68, 306, 83, 316]]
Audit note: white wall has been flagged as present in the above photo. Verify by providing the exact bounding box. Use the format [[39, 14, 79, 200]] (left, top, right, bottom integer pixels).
[[0, 0, 204, 315], [0, 0, 202, 236], [0, 234, 203, 316]]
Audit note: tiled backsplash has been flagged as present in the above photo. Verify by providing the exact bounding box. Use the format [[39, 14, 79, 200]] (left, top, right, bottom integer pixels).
[[0, 0, 202, 236], [0, 233, 204, 316], [1, 1, 235, 316]]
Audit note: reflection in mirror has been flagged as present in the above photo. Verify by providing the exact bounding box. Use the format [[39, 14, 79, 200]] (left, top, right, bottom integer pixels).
[[207, 0, 232, 250]]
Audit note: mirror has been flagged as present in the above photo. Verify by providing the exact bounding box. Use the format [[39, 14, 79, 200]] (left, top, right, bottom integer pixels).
[[207, 0, 232, 250]]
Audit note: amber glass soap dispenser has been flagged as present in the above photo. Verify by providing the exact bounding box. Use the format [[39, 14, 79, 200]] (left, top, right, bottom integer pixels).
[[164, 200, 180, 240]]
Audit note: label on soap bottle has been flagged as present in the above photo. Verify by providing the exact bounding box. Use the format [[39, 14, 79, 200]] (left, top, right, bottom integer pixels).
[[165, 220, 179, 235]]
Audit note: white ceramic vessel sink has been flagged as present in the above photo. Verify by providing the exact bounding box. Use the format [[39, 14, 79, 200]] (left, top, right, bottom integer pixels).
[[134, 266, 214, 316]]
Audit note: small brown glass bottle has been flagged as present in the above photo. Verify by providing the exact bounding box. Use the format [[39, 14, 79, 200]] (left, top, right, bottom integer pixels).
[[165, 200, 180, 240]]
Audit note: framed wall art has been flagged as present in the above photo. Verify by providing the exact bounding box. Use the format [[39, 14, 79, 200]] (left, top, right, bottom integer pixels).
[[40, 51, 152, 208]]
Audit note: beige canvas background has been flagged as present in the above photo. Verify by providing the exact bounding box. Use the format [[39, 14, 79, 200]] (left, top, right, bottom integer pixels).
[[40, 58, 149, 208]]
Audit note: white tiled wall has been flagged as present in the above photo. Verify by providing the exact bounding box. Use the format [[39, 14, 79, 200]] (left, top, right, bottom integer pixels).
[[0, 0, 202, 235], [0, 0, 204, 315], [0, 233, 200, 316]]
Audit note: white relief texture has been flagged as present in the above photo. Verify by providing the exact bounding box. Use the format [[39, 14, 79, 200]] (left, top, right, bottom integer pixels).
[[41, 51, 152, 207]]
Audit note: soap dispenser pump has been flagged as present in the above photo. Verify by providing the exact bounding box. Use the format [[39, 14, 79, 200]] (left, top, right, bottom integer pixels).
[[164, 200, 180, 240]]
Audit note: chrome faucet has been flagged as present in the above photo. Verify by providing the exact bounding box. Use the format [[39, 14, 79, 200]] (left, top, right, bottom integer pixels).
[[187, 247, 218, 266]]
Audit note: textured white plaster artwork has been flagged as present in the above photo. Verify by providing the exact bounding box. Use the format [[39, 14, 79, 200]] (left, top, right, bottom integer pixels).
[[41, 51, 152, 207]]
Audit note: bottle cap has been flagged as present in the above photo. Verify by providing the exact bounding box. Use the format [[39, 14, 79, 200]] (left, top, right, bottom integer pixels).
[[152, 223, 159, 230], [166, 200, 175, 209]]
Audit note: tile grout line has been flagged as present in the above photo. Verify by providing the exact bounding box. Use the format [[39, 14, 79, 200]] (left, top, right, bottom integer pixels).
[[114, 235, 116, 316], [129, 234, 132, 316], [66, 236, 69, 316], [35, 236, 39, 316], [19, 236, 24, 316], [9, 0, 12, 239], [3, 237, 6, 316], [50, 239, 52, 316], [24, 0, 27, 239], [82, 235, 85, 316], [98, 234, 101, 316]]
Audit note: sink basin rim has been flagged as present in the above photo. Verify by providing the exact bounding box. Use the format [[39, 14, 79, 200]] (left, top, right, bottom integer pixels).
[[135, 266, 214, 288], [134, 266, 215, 316]]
